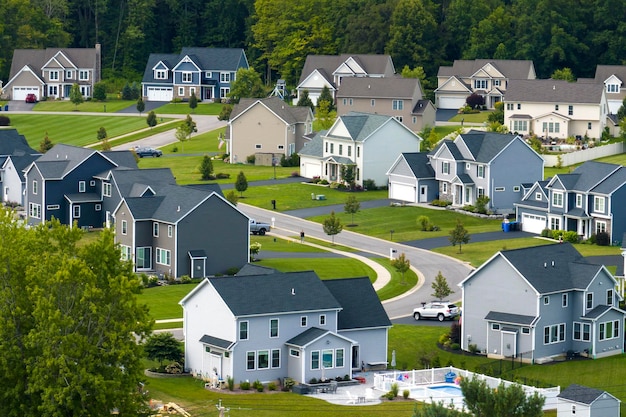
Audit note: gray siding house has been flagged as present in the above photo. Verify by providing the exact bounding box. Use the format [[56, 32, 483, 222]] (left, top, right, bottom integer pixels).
[[180, 272, 391, 384], [0, 128, 39, 205], [386, 152, 438, 203], [461, 244, 625, 362], [557, 384, 620, 417]]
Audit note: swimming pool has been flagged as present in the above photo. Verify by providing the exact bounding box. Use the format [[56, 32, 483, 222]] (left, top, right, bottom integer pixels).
[[410, 383, 465, 408]]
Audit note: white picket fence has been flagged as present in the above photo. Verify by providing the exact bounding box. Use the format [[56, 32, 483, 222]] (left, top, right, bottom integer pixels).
[[542, 142, 625, 167]]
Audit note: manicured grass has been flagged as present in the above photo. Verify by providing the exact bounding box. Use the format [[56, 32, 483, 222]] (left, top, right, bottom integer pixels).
[[433, 237, 552, 267], [161, 129, 225, 154], [136, 284, 194, 320], [152, 102, 223, 115], [449, 111, 493, 123], [33, 99, 136, 112], [432, 125, 461, 138], [10, 114, 151, 147], [373, 258, 419, 301], [251, 234, 328, 253], [256, 258, 377, 281], [96, 119, 182, 150]]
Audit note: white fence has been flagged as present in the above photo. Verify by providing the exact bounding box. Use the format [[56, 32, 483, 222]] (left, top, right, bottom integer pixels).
[[373, 366, 560, 410], [543, 142, 625, 167]]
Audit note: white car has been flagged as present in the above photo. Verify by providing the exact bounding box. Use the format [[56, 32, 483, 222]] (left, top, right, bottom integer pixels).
[[413, 302, 460, 322]]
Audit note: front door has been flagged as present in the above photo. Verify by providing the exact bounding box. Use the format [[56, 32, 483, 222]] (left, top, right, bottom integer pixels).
[[419, 185, 428, 203], [501, 330, 517, 358], [191, 257, 205, 278], [352, 345, 360, 369]]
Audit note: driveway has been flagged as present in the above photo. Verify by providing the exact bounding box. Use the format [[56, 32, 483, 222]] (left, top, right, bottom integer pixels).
[[116, 101, 170, 114]]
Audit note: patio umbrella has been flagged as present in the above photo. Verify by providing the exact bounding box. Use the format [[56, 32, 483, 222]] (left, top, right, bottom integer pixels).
[[391, 350, 396, 369]]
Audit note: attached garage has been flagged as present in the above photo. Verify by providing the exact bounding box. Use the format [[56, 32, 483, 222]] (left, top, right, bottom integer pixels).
[[301, 162, 322, 179], [13, 87, 39, 101], [146, 87, 173, 101], [437, 96, 467, 110], [389, 182, 416, 203], [521, 214, 546, 234]]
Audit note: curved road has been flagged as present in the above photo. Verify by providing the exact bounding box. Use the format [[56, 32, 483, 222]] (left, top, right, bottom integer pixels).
[[239, 203, 473, 320]]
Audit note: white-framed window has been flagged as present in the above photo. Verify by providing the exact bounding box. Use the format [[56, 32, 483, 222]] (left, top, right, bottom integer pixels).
[[392, 100, 404, 110], [257, 350, 269, 369], [330, 143, 334, 153], [155, 70, 167, 79], [90, 180, 96, 186], [586, 292, 593, 309], [562, 293, 568, 307], [49, 70, 59, 80], [95, 204, 101, 211], [301, 316, 307, 327], [607, 83, 619, 93], [239, 321, 248, 340], [168, 225, 173, 237], [153, 222, 159, 237], [442, 161, 450, 175], [477, 187, 485, 198], [311, 350, 320, 370], [512, 120, 528, 131], [491, 323, 500, 331], [555, 104, 559, 111], [544, 323, 565, 344], [342, 98, 347, 106], [442, 182, 448, 193], [205, 71, 212, 78], [78, 181, 86, 192], [32, 180, 38, 195], [395, 115, 403, 122], [220, 87, 230, 98], [290, 349, 300, 357], [339, 144, 343, 155], [493, 79, 500, 86], [47, 204, 59, 210], [270, 318, 279, 338], [182, 72, 192, 83], [120, 245, 131, 261], [607, 289, 614, 306], [357, 147, 360, 158], [535, 192, 542, 200], [506, 103, 514, 110], [80, 85, 90, 96], [136, 247, 152, 270], [349, 98, 353, 105], [573, 322, 591, 341], [336, 348, 344, 367], [588, 122, 592, 130], [48, 85, 58, 96], [576, 194, 583, 208], [66, 70, 73, 79], [474, 79, 487, 89], [319, 315, 326, 325], [121, 220, 127, 235], [371, 99, 375, 107], [517, 103, 521, 110], [595, 220, 607, 235], [543, 296, 550, 305], [412, 116, 417, 124], [593, 196, 605, 212], [79, 70, 89, 81], [513, 186, 520, 192], [599, 320, 620, 340], [522, 327, 530, 335], [477, 165, 485, 178], [494, 187, 505, 192], [103, 182, 112, 197], [552, 192, 563, 207], [246, 351, 255, 370], [220, 72, 231, 82], [347, 146, 351, 157], [178, 87, 184, 96], [29, 203, 41, 219], [156, 248, 171, 265], [322, 349, 334, 368], [73, 206, 80, 218], [568, 105, 573, 115], [550, 217, 560, 230], [271, 349, 280, 368]]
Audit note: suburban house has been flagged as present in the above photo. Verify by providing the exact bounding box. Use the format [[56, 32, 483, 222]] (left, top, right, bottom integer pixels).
[[336, 77, 436, 132], [557, 384, 620, 417], [141, 48, 248, 102], [0, 128, 40, 205], [514, 161, 626, 241], [585, 65, 626, 114], [227, 97, 313, 165], [113, 184, 249, 278], [503, 79, 608, 139], [298, 112, 423, 188], [460, 243, 626, 362], [386, 152, 438, 203], [426, 130, 543, 213], [179, 272, 391, 384], [435, 59, 536, 109], [296, 54, 396, 106], [2, 45, 101, 100]]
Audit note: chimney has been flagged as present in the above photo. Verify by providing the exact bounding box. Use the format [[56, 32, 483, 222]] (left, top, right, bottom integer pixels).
[[95, 43, 101, 84]]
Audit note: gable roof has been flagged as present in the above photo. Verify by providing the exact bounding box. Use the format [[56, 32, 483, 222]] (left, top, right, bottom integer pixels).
[[438, 59, 535, 79], [336, 77, 423, 100], [400, 152, 435, 178], [558, 384, 618, 405], [184, 183, 224, 197], [0, 128, 38, 156], [505, 79, 604, 104], [593, 65, 626, 84], [109, 168, 176, 197], [298, 54, 395, 86], [323, 277, 391, 330], [456, 130, 519, 163], [31, 144, 128, 179], [298, 131, 325, 157], [550, 161, 621, 192], [327, 112, 404, 142], [230, 97, 312, 125], [9, 47, 98, 79]]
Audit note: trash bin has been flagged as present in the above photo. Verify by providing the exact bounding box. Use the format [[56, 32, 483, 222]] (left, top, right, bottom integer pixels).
[[4, 105, 8, 111], [502, 222, 511, 232], [444, 372, 456, 383]]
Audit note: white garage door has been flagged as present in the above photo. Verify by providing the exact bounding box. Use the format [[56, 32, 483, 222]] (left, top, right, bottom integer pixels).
[[13, 87, 39, 101], [302, 162, 321, 179], [147, 87, 173, 101], [389, 182, 416, 203], [522, 214, 546, 234], [438, 96, 467, 110]]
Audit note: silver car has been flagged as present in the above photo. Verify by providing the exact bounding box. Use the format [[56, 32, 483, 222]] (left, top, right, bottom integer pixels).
[[413, 302, 460, 321]]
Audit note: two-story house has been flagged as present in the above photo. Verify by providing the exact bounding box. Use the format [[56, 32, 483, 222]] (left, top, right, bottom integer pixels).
[[141, 48, 249, 102], [426, 130, 543, 213], [180, 272, 391, 384], [585, 65, 626, 115], [515, 161, 626, 241], [298, 112, 422, 187], [336, 77, 435, 132], [0, 128, 40, 206], [504, 79, 608, 139], [227, 97, 313, 165], [460, 243, 626, 362], [296, 54, 396, 106], [435, 59, 536, 109], [3, 45, 101, 100]]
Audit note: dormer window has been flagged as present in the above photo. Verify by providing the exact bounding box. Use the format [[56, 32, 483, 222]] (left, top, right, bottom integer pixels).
[[182, 72, 192, 83], [606, 83, 619, 93], [155, 70, 167, 80]]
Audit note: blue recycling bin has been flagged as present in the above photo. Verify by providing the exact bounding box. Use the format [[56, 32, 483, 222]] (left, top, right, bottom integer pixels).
[[4, 105, 8, 111], [445, 372, 456, 383], [502, 222, 511, 232]]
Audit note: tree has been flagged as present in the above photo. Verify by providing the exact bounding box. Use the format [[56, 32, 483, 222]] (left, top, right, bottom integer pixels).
[[317, 85, 334, 111], [417, 215, 431, 231], [551, 67, 576, 81], [200, 155, 214, 180], [0, 213, 151, 416], [93, 81, 107, 101], [401, 65, 429, 90], [146, 111, 157, 129], [297, 89, 314, 111], [323, 211, 343, 245], [616, 97, 626, 121], [391, 252, 411, 285], [449, 219, 471, 253], [39, 131, 54, 153], [340, 164, 356, 190], [249, 242, 262, 261], [344, 195, 360, 226], [175, 124, 192, 152], [97, 126, 107, 141], [69, 83, 84, 109], [218, 104, 233, 121], [466, 93, 485, 109], [121, 82, 133, 100], [235, 170, 248, 197], [412, 400, 464, 417], [431, 271, 454, 300], [136, 96, 145, 115], [189, 91, 198, 113], [225, 190, 239, 206], [228, 67, 266, 103], [143, 333, 183, 367], [184, 114, 197, 138], [97, 126, 111, 150], [488, 101, 505, 124], [313, 99, 336, 130], [461, 377, 545, 417]]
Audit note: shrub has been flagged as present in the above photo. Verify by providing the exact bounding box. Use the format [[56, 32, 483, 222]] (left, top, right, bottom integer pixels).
[[417, 215, 431, 231], [363, 179, 377, 190], [449, 321, 461, 345], [0, 115, 10, 126], [450, 343, 460, 350], [475, 195, 490, 214], [165, 361, 183, 374], [468, 344, 479, 354], [540, 228, 552, 238], [563, 230, 579, 243], [227, 376, 234, 391], [596, 232, 610, 246], [390, 382, 399, 398], [180, 275, 192, 284], [253, 380, 264, 392], [215, 173, 230, 179], [225, 267, 240, 275], [291, 171, 299, 177], [283, 377, 295, 391], [431, 199, 452, 207], [319, 179, 329, 185], [344, 374, 350, 381], [309, 377, 318, 384], [171, 146, 178, 153], [239, 381, 251, 390], [403, 389, 410, 399], [246, 154, 256, 164], [268, 381, 277, 391]]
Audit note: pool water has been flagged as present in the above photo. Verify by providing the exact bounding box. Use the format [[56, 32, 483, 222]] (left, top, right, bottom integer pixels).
[[410, 383, 466, 409], [427, 385, 463, 396]]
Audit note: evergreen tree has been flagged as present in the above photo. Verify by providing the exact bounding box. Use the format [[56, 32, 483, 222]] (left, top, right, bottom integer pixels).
[[297, 89, 314, 111], [93, 82, 107, 101], [189, 91, 198, 113], [39, 132, 53, 153], [199, 155, 214, 180], [69, 83, 84, 109], [146, 111, 157, 129], [97, 126, 107, 141], [317, 85, 334, 111], [235, 171, 248, 197], [225, 190, 239, 206], [340, 164, 356, 190], [121, 82, 133, 100], [323, 211, 343, 245], [449, 219, 471, 253], [431, 271, 454, 300], [136, 96, 145, 115]]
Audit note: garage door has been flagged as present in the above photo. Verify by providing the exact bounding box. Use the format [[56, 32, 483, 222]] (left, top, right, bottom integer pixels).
[[147, 87, 173, 101], [13, 87, 39, 101], [522, 214, 546, 234], [389, 182, 416, 203], [438, 96, 467, 110], [302, 162, 321, 179]]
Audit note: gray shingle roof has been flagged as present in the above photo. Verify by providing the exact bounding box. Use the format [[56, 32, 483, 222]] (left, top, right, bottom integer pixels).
[[142, 53, 179, 83], [402, 152, 435, 178], [554, 161, 621, 192], [437, 59, 535, 79], [459, 131, 518, 163], [208, 271, 342, 317], [336, 77, 423, 100], [323, 277, 391, 330], [590, 166, 626, 194], [558, 384, 610, 405], [505, 79, 604, 104], [430, 140, 464, 160], [286, 327, 330, 347], [594, 65, 626, 83], [298, 54, 395, 86], [0, 128, 38, 156], [484, 311, 538, 326], [236, 264, 279, 276], [329, 112, 394, 142], [298, 131, 325, 157], [230, 97, 312, 124], [582, 304, 613, 320], [33, 144, 134, 179], [9, 48, 97, 79], [456, 173, 474, 184], [110, 168, 176, 197], [102, 150, 138, 169], [199, 334, 234, 349], [184, 183, 224, 197]]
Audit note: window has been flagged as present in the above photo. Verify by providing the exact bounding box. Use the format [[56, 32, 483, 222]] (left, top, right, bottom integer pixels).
[[593, 196, 605, 212], [155, 70, 167, 79], [395, 116, 403, 122], [257, 350, 269, 369], [493, 79, 500, 86], [153, 222, 159, 237], [271, 349, 280, 368], [246, 351, 255, 370], [103, 182, 111, 197], [336, 348, 344, 367], [522, 327, 530, 335], [535, 192, 542, 200], [349, 98, 353, 105], [371, 99, 375, 107], [513, 120, 528, 131], [543, 323, 565, 344], [136, 247, 152, 269], [568, 105, 573, 116], [491, 323, 500, 331], [347, 146, 351, 157], [513, 186, 520, 192], [586, 293, 593, 309], [322, 349, 334, 368], [182, 72, 192, 83], [32, 180, 38, 195], [599, 320, 620, 340], [506, 103, 514, 110], [220, 72, 231, 82], [442, 183, 448, 193], [79, 181, 86, 192], [79, 70, 89, 81], [357, 147, 360, 158], [29, 203, 41, 219], [607, 289, 614, 306], [412, 116, 417, 124], [121, 220, 127, 235], [477, 187, 485, 199], [270, 318, 279, 338], [544, 296, 550, 305], [277, 145, 284, 150], [588, 122, 592, 130], [156, 248, 171, 265], [330, 143, 334, 153], [120, 245, 131, 261], [573, 322, 591, 341], [595, 221, 607, 234], [325, 142, 328, 152], [517, 103, 521, 110], [66, 70, 73, 79], [205, 71, 212, 78], [46, 205, 59, 210], [392, 100, 404, 110], [49, 70, 59, 80], [49, 86, 58, 96], [73, 206, 80, 218], [552, 192, 563, 207], [178, 87, 184, 96], [95, 204, 101, 211], [290, 349, 300, 357], [477, 165, 485, 178], [555, 104, 559, 111], [255, 144, 262, 149], [576, 194, 583, 208], [550, 217, 560, 230], [320, 315, 326, 325], [220, 87, 230, 98], [342, 98, 347, 106], [339, 144, 343, 155], [442, 161, 450, 175], [562, 293, 568, 307], [311, 351, 320, 369], [301, 316, 307, 327], [168, 225, 173, 238], [494, 187, 505, 192], [607, 84, 619, 93], [239, 321, 248, 340], [474, 79, 487, 89]]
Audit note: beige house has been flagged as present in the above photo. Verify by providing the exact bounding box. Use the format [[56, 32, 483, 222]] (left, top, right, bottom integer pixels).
[[336, 77, 435, 132], [504, 79, 608, 140], [581, 65, 626, 115], [3, 45, 101, 100], [227, 97, 313, 165], [435, 59, 536, 109]]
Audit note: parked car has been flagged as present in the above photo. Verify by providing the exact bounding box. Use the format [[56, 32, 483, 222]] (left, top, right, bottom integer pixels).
[[25, 93, 38, 103], [413, 302, 459, 321], [249, 219, 271, 235], [134, 147, 162, 157]]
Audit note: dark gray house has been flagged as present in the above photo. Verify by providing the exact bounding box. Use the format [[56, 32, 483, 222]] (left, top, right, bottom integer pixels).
[[386, 152, 438, 203]]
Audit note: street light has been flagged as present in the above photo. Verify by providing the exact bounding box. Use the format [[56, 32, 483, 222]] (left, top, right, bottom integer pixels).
[[272, 157, 277, 180], [390, 229, 395, 241]]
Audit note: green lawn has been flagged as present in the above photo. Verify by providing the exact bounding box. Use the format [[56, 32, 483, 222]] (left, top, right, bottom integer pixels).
[[256, 258, 377, 281], [373, 258, 419, 301], [136, 284, 193, 320], [161, 129, 225, 154], [449, 111, 493, 123], [152, 102, 223, 115], [33, 99, 136, 112]]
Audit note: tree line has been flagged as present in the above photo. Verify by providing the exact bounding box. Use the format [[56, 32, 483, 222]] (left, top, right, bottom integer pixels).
[[1, 0, 624, 90]]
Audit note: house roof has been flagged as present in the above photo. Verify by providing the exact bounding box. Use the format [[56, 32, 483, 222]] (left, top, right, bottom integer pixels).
[[230, 97, 312, 125], [184, 183, 224, 197], [401, 152, 435, 178], [5, 154, 39, 181], [8, 47, 97, 79], [593, 65, 626, 83], [484, 311, 538, 326], [590, 166, 626, 195], [285, 327, 331, 347], [327, 112, 399, 143], [298, 131, 325, 157], [458, 131, 518, 163], [208, 271, 342, 317], [582, 304, 614, 320], [102, 150, 138, 169], [336, 77, 423, 100], [32, 144, 132, 179], [298, 54, 394, 86], [558, 384, 617, 405], [552, 161, 621, 192], [199, 334, 234, 350], [109, 168, 176, 197], [430, 140, 464, 160], [236, 263, 279, 276], [0, 128, 38, 156], [323, 277, 391, 330], [437, 59, 535, 79], [505, 79, 604, 104]]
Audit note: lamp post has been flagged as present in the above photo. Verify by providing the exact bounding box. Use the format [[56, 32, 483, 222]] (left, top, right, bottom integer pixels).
[[390, 229, 394, 241], [272, 157, 277, 180]]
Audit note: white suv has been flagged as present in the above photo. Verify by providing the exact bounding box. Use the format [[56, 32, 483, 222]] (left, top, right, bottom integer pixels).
[[413, 302, 460, 322]]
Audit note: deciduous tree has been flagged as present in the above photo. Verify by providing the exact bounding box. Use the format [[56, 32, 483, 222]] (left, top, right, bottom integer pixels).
[[391, 252, 410, 285], [136, 96, 145, 115], [461, 377, 545, 417], [228, 67, 266, 103], [69, 83, 84, 109], [146, 111, 157, 129], [344, 195, 360, 226], [143, 333, 183, 367], [449, 219, 471, 253], [200, 155, 214, 180], [323, 210, 343, 245], [189, 91, 198, 113]]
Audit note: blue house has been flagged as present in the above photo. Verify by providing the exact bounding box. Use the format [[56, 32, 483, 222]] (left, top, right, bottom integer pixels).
[[461, 243, 626, 362], [180, 272, 391, 384], [141, 48, 249, 102]]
